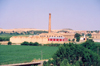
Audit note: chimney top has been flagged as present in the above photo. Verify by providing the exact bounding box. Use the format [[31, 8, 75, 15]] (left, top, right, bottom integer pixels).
[[49, 13, 51, 15]]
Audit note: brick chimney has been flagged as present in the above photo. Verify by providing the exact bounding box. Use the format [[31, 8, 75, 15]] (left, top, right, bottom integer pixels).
[[48, 13, 51, 33]]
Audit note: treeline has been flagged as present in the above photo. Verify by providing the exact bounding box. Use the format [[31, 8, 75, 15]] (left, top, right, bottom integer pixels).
[[43, 39, 100, 66], [87, 30, 100, 33], [0, 37, 9, 41], [0, 30, 48, 35]]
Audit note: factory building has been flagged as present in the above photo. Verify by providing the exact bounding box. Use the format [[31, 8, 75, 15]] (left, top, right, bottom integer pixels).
[[10, 13, 75, 44]]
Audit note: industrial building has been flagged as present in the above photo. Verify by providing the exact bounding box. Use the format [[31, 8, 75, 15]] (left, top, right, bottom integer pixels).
[[10, 13, 75, 44]]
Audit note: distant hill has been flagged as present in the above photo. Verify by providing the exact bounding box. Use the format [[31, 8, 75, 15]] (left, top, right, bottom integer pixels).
[[62, 28, 73, 30], [0, 28, 74, 34]]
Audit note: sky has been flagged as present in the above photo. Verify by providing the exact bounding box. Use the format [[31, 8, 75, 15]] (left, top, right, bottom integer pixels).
[[0, 0, 100, 30]]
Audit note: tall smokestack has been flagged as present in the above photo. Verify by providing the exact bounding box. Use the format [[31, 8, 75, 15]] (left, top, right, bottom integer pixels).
[[48, 13, 51, 33]]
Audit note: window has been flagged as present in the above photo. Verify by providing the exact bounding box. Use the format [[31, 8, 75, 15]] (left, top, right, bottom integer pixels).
[[57, 39, 59, 41], [53, 39, 55, 41], [50, 39, 52, 41], [60, 39, 62, 41]]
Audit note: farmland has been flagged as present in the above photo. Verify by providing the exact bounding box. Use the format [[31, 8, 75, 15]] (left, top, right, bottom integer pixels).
[[0, 45, 58, 65]]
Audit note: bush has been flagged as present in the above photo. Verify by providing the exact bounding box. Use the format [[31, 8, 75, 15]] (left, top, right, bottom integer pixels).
[[21, 41, 29, 45], [72, 39, 75, 42], [21, 42, 41, 46], [8, 41, 12, 45], [29, 42, 34, 46], [33, 42, 39, 46]]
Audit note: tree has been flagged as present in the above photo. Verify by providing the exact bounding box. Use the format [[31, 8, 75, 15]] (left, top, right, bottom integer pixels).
[[45, 43, 100, 66], [33, 42, 39, 46], [29, 42, 34, 46], [68, 39, 71, 42], [0, 37, 3, 41], [75, 33, 81, 42], [76, 37, 80, 42], [21, 41, 29, 45], [72, 39, 75, 42], [8, 41, 12, 45], [75, 33, 81, 38], [81, 39, 97, 52], [60, 59, 71, 66]]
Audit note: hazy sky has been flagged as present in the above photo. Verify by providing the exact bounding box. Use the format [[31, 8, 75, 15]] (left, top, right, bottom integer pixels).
[[0, 0, 100, 30]]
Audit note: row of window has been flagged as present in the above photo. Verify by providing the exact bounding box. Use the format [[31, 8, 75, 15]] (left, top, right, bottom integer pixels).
[[48, 38, 68, 41], [40, 35, 63, 37]]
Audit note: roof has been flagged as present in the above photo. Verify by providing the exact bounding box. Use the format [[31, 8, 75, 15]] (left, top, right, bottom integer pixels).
[[39, 33, 75, 36], [49, 37, 66, 39]]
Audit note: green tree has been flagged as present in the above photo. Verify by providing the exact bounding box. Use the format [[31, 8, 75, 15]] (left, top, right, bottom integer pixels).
[[72, 39, 75, 42], [60, 59, 71, 66], [75, 33, 81, 42], [75, 33, 81, 38], [76, 37, 80, 42], [0, 37, 3, 41], [68, 39, 71, 41], [21, 41, 29, 45], [29, 42, 34, 46], [51, 43, 100, 66], [81, 39, 97, 53], [8, 41, 12, 45], [33, 42, 39, 46]]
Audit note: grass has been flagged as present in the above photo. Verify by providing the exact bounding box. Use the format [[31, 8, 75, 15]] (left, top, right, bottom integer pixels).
[[95, 42, 100, 45], [0, 34, 34, 41], [0, 45, 58, 65], [0, 34, 32, 37]]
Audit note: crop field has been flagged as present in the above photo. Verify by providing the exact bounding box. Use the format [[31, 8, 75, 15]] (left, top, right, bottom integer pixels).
[[95, 42, 100, 45], [0, 34, 31, 38], [0, 45, 58, 65]]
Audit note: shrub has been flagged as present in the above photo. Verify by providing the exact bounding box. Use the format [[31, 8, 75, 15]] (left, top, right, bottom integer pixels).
[[8, 41, 12, 45], [72, 39, 75, 42], [21, 42, 41, 46], [29, 42, 34, 46], [33, 42, 39, 46], [21, 41, 29, 45]]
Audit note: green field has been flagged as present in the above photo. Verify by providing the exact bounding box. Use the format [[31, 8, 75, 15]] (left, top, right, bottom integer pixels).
[[0, 45, 58, 65], [95, 42, 100, 45]]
